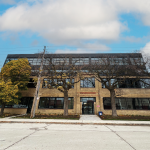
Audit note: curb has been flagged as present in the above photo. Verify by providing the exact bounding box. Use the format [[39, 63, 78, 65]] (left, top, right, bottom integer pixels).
[[0, 121, 150, 126]]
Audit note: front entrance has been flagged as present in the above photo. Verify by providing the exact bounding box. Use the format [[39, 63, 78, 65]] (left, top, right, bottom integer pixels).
[[82, 101, 94, 114], [81, 97, 96, 115]]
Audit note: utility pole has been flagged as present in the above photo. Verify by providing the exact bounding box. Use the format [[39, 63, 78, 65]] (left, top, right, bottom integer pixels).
[[30, 46, 46, 118]]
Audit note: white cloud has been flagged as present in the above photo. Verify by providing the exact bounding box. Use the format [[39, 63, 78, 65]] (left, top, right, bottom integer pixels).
[[0, 0, 150, 49], [141, 42, 150, 56], [110, 0, 150, 26], [141, 42, 150, 71], [0, 0, 124, 45], [0, 0, 16, 5], [55, 42, 110, 53]]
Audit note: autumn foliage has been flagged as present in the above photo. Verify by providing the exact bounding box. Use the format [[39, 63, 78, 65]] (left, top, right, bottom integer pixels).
[[0, 79, 19, 115], [0, 58, 31, 116], [1, 58, 31, 90]]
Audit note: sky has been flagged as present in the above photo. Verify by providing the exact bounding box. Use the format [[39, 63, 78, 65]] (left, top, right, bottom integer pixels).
[[0, 0, 150, 68]]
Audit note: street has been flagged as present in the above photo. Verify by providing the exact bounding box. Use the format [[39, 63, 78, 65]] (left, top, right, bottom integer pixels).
[[0, 123, 150, 150]]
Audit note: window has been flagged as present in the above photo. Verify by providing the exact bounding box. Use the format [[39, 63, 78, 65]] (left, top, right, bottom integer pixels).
[[123, 58, 129, 65], [43, 78, 74, 88], [80, 78, 95, 88], [80, 97, 96, 102], [102, 79, 118, 88], [27, 58, 42, 65], [139, 79, 150, 88], [72, 58, 89, 65], [102, 78, 150, 89], [130, 58, 143, 65], [109, 58, 123, 65], [38, 97, 74, 109], [0, 97, 33, 108], [43, 58, 50, 65], [91, 58, 107, 65], [103, 97, 150, 110], [52, 58, 69, 65], [27, 78, 36, 88], [4, 58, 17, 64]]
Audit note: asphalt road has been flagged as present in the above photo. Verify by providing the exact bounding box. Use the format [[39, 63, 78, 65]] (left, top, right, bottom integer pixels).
[[0, 123, 150, 150]]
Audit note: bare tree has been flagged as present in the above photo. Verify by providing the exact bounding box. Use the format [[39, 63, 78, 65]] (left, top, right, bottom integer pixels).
[[43, 55, 83, 116], [87, 54, 145, 117]]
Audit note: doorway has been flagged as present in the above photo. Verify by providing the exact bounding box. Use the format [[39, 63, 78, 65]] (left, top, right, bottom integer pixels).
[[80, 97, 96, 115]]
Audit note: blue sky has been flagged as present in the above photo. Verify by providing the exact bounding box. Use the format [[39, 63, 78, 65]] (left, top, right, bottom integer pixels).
[[0, 0, 150, 68]]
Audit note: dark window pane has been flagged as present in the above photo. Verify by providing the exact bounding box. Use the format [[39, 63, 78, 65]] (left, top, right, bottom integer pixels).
[[103, 98, 111, 109], [103, 97, 150, 110], [68, 98, 74, 109], [80, 78, 95, 88], [38, 97, 74, 109]]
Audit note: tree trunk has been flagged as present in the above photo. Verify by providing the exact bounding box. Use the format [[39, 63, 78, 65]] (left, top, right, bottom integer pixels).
[[64, 91, 68, 116], [110, 90, 117, 117], [0, 103, 5, 116]]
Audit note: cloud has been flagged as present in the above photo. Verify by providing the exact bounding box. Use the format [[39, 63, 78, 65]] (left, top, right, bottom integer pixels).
[[0, 0, 150, 49], [141, 42, 150, 56], [0, 0, 125, 45], [110, 0, 150, 26], [55, 42, 110, 53], [0, 0, 16, 5]]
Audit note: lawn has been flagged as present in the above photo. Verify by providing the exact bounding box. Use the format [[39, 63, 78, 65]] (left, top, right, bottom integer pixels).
[[13, 114, 80, 120], [99, 115, 150, 121]]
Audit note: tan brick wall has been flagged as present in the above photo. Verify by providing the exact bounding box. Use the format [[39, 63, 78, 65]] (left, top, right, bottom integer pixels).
[[103, 110, 150, 116], [18, 76, 150, 116], [0, 108, 27, 114]]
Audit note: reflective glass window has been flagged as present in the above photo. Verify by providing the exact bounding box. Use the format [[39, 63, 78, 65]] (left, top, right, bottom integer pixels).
[[38, 97, 74, 109], [80, 78, 95, 88], [72, 58, 89, 65]]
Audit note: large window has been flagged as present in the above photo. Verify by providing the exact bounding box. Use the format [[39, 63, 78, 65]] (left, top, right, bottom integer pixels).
[[52, 58, 69, 65], [109, 58, 123, 65], [43, 78, 74, 88], [0, 97, 33, 109], [103, 97, 150, 110], [91, 58, 107, 65], [80, 78, 95, 88], [27, 58, 42, 65], [72, 58, 89, 65], [27, 78, 36, 88], [38, 97, 74, 109], [130, 58, 144, 65], [102, 78, 150, 88]]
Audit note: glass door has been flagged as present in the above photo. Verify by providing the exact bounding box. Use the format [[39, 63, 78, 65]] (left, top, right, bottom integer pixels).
[[82, 101, 94, 114]]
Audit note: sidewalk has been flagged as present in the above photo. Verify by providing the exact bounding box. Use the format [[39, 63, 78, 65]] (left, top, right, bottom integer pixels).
[[0, 115, 150, 126]]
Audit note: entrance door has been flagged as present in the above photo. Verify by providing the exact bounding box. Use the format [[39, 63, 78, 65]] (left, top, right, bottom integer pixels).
[[81, 97, 96, 115], [82, 101, 94, 114]]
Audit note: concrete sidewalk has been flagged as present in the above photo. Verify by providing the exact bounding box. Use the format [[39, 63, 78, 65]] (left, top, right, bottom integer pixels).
[[0, 115, 150, 126]]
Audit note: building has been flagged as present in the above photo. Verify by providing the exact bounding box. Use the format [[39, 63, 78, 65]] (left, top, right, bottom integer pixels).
[[1, 53, 150, 116]]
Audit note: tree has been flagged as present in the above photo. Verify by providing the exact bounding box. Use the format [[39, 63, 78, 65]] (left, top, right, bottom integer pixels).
[[88, 54, 145, 117], [44, 56, 83, 116], [0, 78, 19, 116], [1, 58, 31, 93], [0, 58, 31, 115]]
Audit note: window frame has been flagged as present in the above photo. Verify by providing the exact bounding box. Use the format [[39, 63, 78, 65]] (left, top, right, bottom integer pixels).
[[80, 77, 95, 88], [38, 97, 74, 109]]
